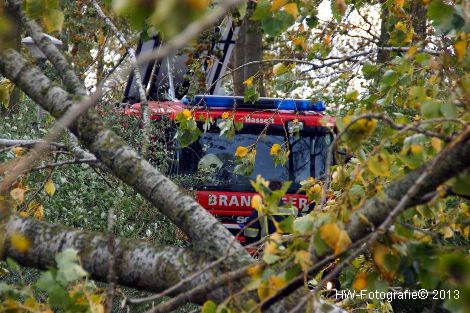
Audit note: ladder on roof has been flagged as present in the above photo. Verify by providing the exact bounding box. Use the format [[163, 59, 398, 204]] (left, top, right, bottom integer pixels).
[[123, 18, 239, 104]]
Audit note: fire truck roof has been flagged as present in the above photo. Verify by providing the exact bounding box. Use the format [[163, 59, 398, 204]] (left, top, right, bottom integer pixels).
[[124, 96, 335, 128]]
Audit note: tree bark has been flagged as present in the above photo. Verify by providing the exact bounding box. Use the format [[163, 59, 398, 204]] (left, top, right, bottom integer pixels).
[[232, 2, 265, 96], [2, 216, 247, 302], [409, 1, 427, 43]]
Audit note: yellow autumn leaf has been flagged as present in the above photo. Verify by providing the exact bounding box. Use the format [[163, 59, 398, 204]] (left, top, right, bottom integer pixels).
[[271, 0, 288, 11], [34, 205, 44, 220], [10, 232, 31, 253], [441, 226, 454, 239], [394, 0, 405, 8], [320, 223, 352, 254], [247, 264, 263, 279], [97, 33, 106, 45], [294, 250, 312, 271], [373, 244, 397, 280], [464, 226, 469, 238], [11, 147, 26, 156], [257, 276, 287, 301], [310, 183, 322, 194], [431, 137, 443, 152], [270, 275, 287, 291], [270, 144, 281, 155], [44, 179, 56, 196], [221, 111, 230, 119], [410, 144, 423, 155], [454, 40, 467, 62], [323, 35, 331, 47], [89, 302, 105, 313], [292, 37, 306, 49], [235, 146, 249, 157], [283, 3, 298, 19], [18, 211, 30, 218], [182, 109, 192, 120], [42, 9, 64, 33], [10, 187, 26, 204], [251, 194, 263, 211], [352, 272, 367, 290], [407, 45, 418, 58], [368, 153, 390, 177], [243, 76, 254, 86]]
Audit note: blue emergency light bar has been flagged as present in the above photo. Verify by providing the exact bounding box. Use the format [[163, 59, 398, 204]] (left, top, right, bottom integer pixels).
[[182, 95, 325, 112]]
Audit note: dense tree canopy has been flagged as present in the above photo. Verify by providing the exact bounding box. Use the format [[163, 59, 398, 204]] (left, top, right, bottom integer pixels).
[[0, 0, 469, 312]]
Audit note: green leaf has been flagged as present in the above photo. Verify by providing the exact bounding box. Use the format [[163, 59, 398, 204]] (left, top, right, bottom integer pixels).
[[362, 62, 379, 79], [25, 0, 46, 19], [261, 11, 294, 37], [421, 99, 442, 118], [42, 9, 64, 33], [427, 0, 465, 34], [234, 121, 243, 131], [251, 0, 270, 20], [381, 70, 398, 87], [237, 2, 247, 19], [451, 172, 470, 196], [440, 102, 457, 118], [6, 258, 20, 274], [313, 231, 328, 256], [305, 15, 318, 28], [348, 184, 365, 206], [36, 271, 57, 291], [244, 85, 259, 104], [345, 90, 359, 102], [201, 300, 217, 313], [293, 215, 314, 234], [276, 215, 294, 233], [55, 248, 79, 268]]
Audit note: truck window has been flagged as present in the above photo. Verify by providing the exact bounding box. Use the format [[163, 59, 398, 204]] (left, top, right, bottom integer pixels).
[[178, 130, 331, 192]]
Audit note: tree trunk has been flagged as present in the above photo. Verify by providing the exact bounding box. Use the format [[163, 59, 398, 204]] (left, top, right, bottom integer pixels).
[[232, 2, 265, 96], [409, 1, 427, 43], [376, 4, 390, 63]]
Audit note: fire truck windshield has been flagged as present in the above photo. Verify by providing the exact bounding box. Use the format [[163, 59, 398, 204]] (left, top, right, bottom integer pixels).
[[178, 129, 332, 192]]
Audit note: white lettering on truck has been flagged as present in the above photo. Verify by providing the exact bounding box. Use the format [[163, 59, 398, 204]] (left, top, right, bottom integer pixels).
[[207, 194, 308, 210]]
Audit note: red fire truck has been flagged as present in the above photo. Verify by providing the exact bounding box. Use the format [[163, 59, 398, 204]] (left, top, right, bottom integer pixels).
[[121, 19, 335, 242]]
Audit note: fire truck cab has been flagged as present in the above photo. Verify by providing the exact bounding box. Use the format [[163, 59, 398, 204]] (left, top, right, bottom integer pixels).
[[124, 95, 334, 242], [121, 19, 335, 242]]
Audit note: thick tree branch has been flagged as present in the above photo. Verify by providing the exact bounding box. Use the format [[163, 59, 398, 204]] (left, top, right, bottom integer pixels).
[[346, 126, 470, 242], [1, 216, 240, 302]]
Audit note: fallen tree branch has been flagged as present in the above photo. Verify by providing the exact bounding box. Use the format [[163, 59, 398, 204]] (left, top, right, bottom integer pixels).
[[1, 215, 240, 301]]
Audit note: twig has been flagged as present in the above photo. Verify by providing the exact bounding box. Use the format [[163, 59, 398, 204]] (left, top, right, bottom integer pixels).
[[0, 139, 67, 150], [105, 205, 116, 313], [30, 158, 98, 171]]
